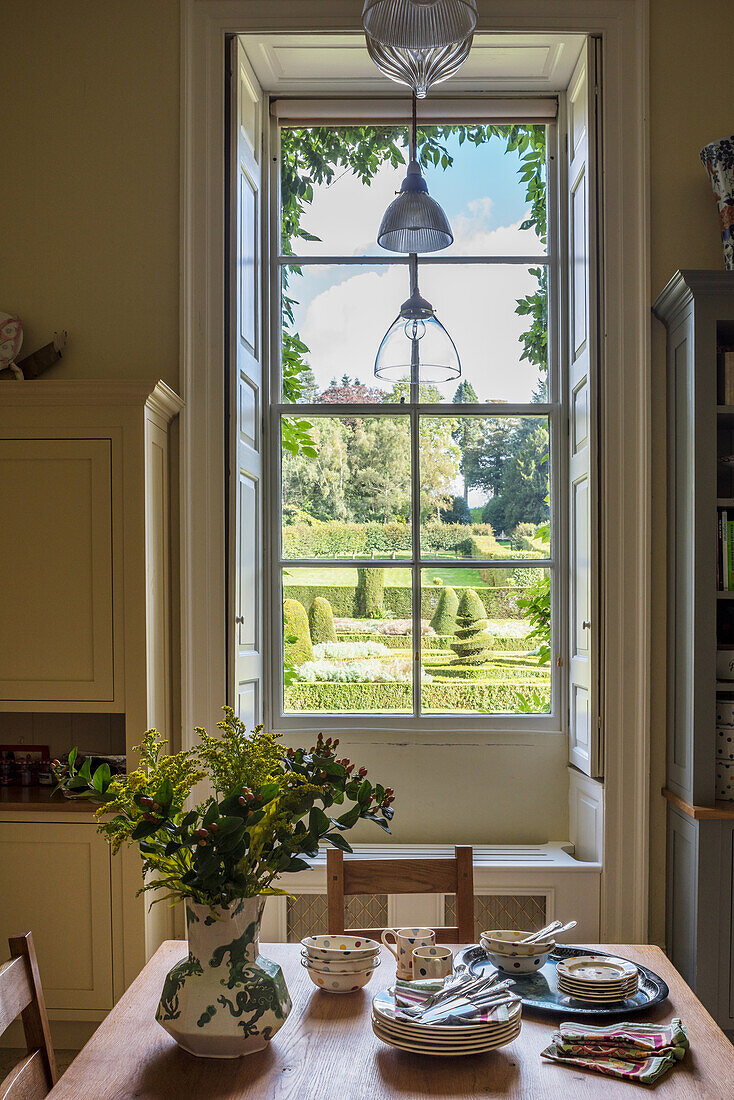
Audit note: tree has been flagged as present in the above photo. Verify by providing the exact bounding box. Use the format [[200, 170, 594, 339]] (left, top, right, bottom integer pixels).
[[355, 568, 384, 618], [283, 599, 313, 666], [451, 382, 484, 503], [497, 423, 550, 529], [318, 377, 384, 405], [450, 590, 494, 665], [440, 494, 471, 525], [350, 417, 411, 523], [309, 597, 337, 644], [430, 586, 459, 635]]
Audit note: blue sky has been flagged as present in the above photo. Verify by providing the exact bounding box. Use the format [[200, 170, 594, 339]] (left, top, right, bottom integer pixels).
[[285, 127, 547, 403]]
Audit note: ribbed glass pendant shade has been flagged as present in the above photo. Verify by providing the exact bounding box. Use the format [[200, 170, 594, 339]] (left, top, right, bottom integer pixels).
[[378, 160, 453, 252], [365, 32, 472, 98], [362, 0, 477, 51], [374, 285, 461, 383]]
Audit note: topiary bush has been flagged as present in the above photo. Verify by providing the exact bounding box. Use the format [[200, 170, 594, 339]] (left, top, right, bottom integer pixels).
[[283, 598, 313, 666], [308, 596, 337, 644], [430, 585, 459, 635], [450, 589, 495, 665], [355, 567, 385, 618]]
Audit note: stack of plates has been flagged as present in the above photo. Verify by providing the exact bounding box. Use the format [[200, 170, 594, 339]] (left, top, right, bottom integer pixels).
[[556, 956, 639, 1002], [371, 987, 522, 1056]]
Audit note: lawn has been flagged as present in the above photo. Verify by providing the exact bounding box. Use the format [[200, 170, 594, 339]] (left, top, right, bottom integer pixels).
[[285, 565, 492, 588]]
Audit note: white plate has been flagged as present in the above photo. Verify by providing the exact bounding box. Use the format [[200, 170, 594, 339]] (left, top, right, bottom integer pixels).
[[371, 1018, 521, 1056], [373, 1014, 520, 1045], [556, 956, 638, 983]]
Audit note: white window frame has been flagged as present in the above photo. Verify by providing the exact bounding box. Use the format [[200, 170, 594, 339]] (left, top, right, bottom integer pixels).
[[266, 102, 566, 734], [180, 0, 651, 945]]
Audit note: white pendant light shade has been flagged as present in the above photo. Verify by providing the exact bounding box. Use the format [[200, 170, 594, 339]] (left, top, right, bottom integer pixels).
[[374, 285, 461, 384], [362, 0, 477, 51], [365, 32, 472, 98], [378, 159, 453, 252]]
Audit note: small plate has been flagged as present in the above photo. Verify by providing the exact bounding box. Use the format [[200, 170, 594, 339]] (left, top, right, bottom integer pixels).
[[372, 1013, 519, 1045], [372, 988, 521, 1033], [556, 956, 638, 982]]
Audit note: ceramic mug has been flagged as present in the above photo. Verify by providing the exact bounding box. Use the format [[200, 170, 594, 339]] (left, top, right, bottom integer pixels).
[[412, 945, 453, 980], [381, 927, 435, 978]]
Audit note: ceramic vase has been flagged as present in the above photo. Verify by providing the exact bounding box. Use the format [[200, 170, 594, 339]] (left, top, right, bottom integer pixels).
[[701, 135, 734, 270], [156, 896, 292, 1058]]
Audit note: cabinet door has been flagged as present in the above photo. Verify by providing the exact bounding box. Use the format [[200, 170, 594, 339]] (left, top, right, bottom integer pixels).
[[0, 438, 114, 701], [0, 821, 113, 1010]]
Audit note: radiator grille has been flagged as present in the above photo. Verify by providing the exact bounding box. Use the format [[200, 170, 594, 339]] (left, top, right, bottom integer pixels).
[[286, 893, 388, 941], [444, 893, 547, 939]]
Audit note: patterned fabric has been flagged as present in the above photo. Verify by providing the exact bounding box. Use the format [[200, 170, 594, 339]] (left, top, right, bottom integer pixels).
[[541, 1018, 689, 1086]]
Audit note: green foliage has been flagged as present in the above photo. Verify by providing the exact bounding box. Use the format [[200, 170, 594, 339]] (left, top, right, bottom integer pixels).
[[430, 586, 459, 635], [283, 599, 313, 666], [284, 582, 525, 620], [440, 495, 472, 525], [308, 597, 336, 644], [516, 521, 551, 665], [355, 567, 385, 618], [53, 710, 396, 908], [285, 681, 549, 714], [451, 590, 495, 665]]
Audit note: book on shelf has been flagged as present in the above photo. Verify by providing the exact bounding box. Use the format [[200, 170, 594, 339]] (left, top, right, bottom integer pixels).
[[718, 511, 734, 590], [725, 351, 734, 405]]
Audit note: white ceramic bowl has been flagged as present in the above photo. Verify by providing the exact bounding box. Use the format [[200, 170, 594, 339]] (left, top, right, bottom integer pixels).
[[483, 946, 551, 973], [480, 930, 555, 957], [301, 959, 378, 992], [301, 950, 380, 974], [301, 934, 380, 961]]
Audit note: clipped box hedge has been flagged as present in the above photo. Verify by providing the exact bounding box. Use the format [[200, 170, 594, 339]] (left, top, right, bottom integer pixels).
[[284, 680, 550, 713], [283, 583, 524, 619]]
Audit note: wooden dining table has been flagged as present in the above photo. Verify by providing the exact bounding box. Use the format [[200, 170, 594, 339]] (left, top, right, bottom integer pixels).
[[48, 942, 734, 1098]]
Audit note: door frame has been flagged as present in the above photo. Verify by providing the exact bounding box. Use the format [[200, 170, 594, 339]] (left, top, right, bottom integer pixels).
[[180, 0, 651, 942]]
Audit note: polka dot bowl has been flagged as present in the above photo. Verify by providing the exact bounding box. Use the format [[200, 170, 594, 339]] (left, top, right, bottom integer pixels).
[[301, 934, 380, 961], [300, 950, 380, 974], [480, 929, 556, 957], [301, 956, 379, 993], [482, 946, 551, 973]]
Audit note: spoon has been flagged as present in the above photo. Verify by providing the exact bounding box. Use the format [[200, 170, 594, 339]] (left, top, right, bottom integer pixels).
[[520, 919, 577, 944]]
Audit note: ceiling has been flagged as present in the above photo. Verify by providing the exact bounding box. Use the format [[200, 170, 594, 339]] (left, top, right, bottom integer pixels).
[[240, 32, 586, 95]]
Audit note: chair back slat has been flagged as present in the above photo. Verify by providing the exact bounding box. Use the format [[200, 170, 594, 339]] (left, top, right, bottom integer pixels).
[[341, 857, 458, 896], [0, 958, 34, 1037], [0, 934, 56, 1099], [327, 846, 475, 942], [0, 1049, 49, 1100]]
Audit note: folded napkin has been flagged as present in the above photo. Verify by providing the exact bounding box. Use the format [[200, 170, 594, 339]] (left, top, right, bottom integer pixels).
[[541, 1019, 689, 1086], [393, 977, 519, 1025]]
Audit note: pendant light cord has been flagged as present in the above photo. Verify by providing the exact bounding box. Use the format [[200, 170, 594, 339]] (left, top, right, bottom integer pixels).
[[411, 92, 417, 162]]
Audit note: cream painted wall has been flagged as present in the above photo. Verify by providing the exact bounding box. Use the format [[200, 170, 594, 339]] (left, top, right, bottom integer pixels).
[[6, 0, 731, 912], [0, 1, 180, 387], [648, 0, 734, 944]]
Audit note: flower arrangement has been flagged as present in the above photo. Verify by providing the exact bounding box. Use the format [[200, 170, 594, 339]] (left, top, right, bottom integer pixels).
[[52, 708, 395, 909]]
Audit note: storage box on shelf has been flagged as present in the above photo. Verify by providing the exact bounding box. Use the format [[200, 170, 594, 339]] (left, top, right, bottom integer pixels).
[[0, 380, 182, 1047], [654, 271, 734, 1032]]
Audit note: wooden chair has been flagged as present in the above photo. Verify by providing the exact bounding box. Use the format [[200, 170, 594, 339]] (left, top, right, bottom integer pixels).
[[0, 932, 57, 1100], [326, 845, 475, 943]]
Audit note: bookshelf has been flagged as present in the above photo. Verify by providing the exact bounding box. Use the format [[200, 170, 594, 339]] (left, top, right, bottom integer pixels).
[[653, 271, 734, 1033]]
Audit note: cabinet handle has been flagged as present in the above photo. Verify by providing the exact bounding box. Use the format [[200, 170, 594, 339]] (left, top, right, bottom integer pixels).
[[235, 616, 245, 625], [582, 620, 591, 629]]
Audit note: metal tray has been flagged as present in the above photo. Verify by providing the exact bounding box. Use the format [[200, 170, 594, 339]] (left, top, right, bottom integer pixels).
[[454, 944, 669, 1019]]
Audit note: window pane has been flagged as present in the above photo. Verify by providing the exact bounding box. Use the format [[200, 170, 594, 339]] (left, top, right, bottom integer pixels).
[[419, 415, 550, 554], [281, 415, 412, 557], [420, 568, 551, 714], [416, 264, 548, 404], [281, 262, 548, 405], [282, 567, 413, 713], [280, 125, 546, 258]]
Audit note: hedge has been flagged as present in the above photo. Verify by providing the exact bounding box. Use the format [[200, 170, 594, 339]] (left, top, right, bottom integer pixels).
[[284, 681, 550, 713], [283, 583, 524, 619], [308, 597, 336, 644], [282, 521, 503, 559]]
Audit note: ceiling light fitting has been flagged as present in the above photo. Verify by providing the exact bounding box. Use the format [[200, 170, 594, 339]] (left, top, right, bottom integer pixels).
[[362, 0, 477, 51]]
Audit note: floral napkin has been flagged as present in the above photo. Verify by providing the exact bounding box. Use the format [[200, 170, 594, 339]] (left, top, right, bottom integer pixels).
[[541, 1019, 689, 1086]]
